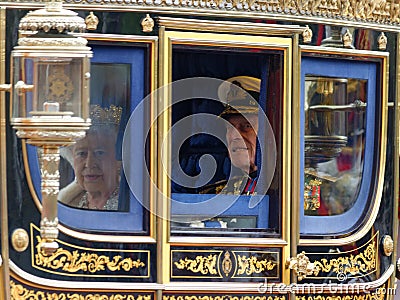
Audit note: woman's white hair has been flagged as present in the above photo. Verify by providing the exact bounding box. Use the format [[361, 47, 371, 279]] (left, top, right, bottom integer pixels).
[[60, 124, 119, 167]]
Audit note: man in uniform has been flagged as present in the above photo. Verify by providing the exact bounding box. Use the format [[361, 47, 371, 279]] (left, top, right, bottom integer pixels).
[[201, 76, 261, 195]]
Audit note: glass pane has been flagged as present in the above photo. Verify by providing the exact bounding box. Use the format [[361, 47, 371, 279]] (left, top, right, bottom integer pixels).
[[12, 56, 88, 120], [304, 76, 366, 216], [169, 45, 282, 237], [58, 62, 129, 212], [53, 44, 149, 233]]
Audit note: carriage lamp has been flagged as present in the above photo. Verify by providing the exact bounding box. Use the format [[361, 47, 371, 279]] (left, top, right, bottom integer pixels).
[[6, 0, 92, 254]]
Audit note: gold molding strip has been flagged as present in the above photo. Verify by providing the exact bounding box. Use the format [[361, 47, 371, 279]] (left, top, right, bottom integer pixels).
[[10, 280, 154, 299], [30, 224, 150, 278], [294, 288, 386, 300], [162, 265, 394, 293], [0, 5, 10, 300], [4, 0, 398, 31], [163, 296, 286, 300], [157, 17, 305, 36]]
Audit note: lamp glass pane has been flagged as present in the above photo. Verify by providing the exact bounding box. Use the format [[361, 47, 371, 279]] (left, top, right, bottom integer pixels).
[[12, 54, 88, 120]]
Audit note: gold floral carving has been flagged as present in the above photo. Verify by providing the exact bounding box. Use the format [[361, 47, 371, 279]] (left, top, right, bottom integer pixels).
[[164, 296, 285, 300], [10, 280, 153, 300], [63, 0, 400, 26], [236, 254, 277, 276], [286, 251, 315, 281], [34, 236, 146, 274], [312, 240, 376, 277], [174, 254, 218, 275]]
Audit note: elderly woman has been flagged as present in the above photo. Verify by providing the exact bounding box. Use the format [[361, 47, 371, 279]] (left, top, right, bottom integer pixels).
[[58, 105, 122, 210]]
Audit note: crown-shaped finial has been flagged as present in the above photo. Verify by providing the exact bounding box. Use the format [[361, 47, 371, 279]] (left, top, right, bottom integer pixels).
[[90, 105, 122, 127], [85, 12, 99, 31], [141, 14, 154, 33]]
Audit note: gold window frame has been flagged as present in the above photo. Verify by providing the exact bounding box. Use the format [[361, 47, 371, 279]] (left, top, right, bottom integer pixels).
[[156, 26, 301, 286]]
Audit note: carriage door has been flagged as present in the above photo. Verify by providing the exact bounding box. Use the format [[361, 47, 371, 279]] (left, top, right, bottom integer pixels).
[[157, 18, 303, 288], [297, 47, 390, 292]]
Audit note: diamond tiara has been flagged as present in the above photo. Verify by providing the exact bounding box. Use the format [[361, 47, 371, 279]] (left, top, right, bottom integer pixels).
[[89, 104, 122, 127]]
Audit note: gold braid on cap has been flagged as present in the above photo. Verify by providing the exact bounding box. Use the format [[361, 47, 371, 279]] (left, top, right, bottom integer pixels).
[[90, 104, 122, 126], [226, 80, 250, 102]]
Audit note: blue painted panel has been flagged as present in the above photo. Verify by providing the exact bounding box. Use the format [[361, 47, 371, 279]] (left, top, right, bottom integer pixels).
[[171, 193, 269, 228]]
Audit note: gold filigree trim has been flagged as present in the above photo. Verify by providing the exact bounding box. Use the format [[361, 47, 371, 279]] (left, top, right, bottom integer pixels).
[[31, 224, 149, 277], [311, 235, 377, 278], [172, 249, 279, 279], [18, 36, 88, 47], [63, 0, 400, 27], [35, 236, 145, 273], [295, 287, 386, 300], [164, 296, 285, 300], [236, 254, 277, 276], [174, 254, 218, 275], [10, 280, 153, 299]]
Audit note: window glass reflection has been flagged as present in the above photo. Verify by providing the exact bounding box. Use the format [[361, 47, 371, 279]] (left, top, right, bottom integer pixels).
[[59, 105, 122, 210], [304, 77, 366, 216], [58, 62, 130, 212]]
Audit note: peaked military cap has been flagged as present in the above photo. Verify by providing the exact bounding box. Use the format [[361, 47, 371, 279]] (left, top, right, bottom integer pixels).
[[218, 76, 261, 118]]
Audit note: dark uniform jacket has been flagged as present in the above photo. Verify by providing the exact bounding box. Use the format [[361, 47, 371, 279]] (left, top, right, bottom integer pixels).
[[200, 170, 258, 195]]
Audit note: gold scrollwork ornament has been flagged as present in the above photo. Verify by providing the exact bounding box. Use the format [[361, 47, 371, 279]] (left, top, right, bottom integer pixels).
[[174, 254, 218, 275]]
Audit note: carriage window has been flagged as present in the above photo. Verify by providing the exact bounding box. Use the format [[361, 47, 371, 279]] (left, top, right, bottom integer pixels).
[[300, 55, 386, 236], [169, 45, 284, 237], [304, 76, 367, 216], [47, 42, 152, 233], [58, 64, 128, 212]]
